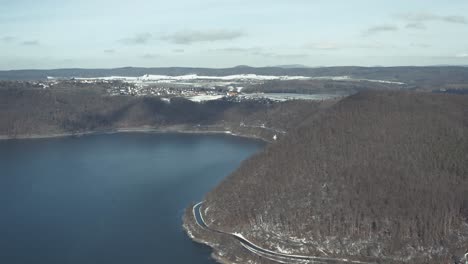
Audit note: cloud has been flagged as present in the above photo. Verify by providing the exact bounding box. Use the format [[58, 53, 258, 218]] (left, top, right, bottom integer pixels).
[[172, 49, 185, 53], [104, 49, 116, 54], [162, 29, 244, 44], [60, 58, 76, 64], [119, 33, 152, 45], [213, 47, 308, 59], [443, 16, 467, 24], [21, 40, 39, 46], [356, 42, 397, 49], [398, 13, 467, 24], [456, 53, 468, 58], [411, 43, 431, 48], [305, 42, 342, 50], [212, 47, 263, 55], [253, 51, 307, 59], [268, 53, 309, 59], [141, 53, 160, 59], [405, 22, 426, 30], [0, 36, 15, 42], [215, 47, 254, 53], [303, 41, 395, 50], [363, 25, 399, 36]]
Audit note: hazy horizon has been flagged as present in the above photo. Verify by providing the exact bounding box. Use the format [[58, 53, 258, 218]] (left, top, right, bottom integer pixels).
[[2, 64, 468, 72], [1, 0, 467, 70]]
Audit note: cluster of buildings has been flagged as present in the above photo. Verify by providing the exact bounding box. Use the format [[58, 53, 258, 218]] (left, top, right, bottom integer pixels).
[[34, 75, 343, 103], [106, 83, 238, 99]]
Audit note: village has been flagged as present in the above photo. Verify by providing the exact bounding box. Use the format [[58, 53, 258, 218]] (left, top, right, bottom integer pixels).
[[39, 74, 344, 102]]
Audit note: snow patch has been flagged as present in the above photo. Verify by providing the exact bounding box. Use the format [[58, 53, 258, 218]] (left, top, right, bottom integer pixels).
[[47, 74, 406, 86], [188, 95, 225, 102], [240, 93, 342, 102], [72, 74, 312, 82]]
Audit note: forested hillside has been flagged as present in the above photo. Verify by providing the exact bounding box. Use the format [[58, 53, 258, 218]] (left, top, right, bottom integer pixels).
[[203, 91, 468, 263], [0, 83, 323, 140]]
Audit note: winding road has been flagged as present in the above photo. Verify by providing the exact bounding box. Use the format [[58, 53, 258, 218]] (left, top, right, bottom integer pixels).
[[192, 202, 376, 264]]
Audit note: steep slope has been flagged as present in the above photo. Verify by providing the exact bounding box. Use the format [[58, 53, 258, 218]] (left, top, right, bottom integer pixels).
[[202, 91, 468, 263]]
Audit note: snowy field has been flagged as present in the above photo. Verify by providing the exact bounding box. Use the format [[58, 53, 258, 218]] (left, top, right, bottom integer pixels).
[[48, 74, 405, 86], [65, 74, 312, 82], [187, 95, 225, 102], [239, 93, 346, 102]]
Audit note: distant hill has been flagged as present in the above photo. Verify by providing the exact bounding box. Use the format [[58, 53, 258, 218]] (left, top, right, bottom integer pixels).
[[2, 67, 468, 89], [3, 66, 468, 93], [271, 64, 311, 69]]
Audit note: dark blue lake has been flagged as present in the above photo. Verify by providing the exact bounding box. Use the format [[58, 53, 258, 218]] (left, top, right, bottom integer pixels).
[[0, 133, 263, 264]]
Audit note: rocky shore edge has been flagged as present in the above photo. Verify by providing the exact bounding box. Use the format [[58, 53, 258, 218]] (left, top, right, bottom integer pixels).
[[182, 205, 270, 264]]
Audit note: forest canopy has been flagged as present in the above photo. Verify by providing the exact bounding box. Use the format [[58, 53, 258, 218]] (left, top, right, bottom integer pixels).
[[204, 91, 468, 263]]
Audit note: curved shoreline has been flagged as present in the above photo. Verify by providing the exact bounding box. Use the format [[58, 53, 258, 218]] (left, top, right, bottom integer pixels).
[[189, 202, 376, 264], [2, 125, 278, 263], [0, 125, 274, 143]]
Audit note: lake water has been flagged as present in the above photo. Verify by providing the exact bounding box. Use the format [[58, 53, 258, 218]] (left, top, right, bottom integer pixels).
[[0, 133, 263, 264]]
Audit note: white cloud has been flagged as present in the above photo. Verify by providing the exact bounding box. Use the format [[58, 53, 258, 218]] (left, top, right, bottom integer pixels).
[[304, 41, 396, 50], [363, 25, 399, 36], [398, 13, 467, 24], [119, 33, 152, 45], [212, 47, 308, 59], [405, 22, 426, 30], [162, 30, 244, 44], [305, 42, 342, 50], [141, 53, 160, 59], [21, 40, 40, 46], [410, 43, 431, 48], [0, 36, 15, 42]]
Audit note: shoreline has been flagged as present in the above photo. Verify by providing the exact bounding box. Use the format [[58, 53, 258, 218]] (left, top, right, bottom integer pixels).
[[0, 126, 273, 143], [184, 203, 380, 264], [182, 205, 249, 264]]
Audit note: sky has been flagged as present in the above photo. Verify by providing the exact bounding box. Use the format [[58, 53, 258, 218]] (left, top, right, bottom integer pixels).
[[0, 0, 467, 70]]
